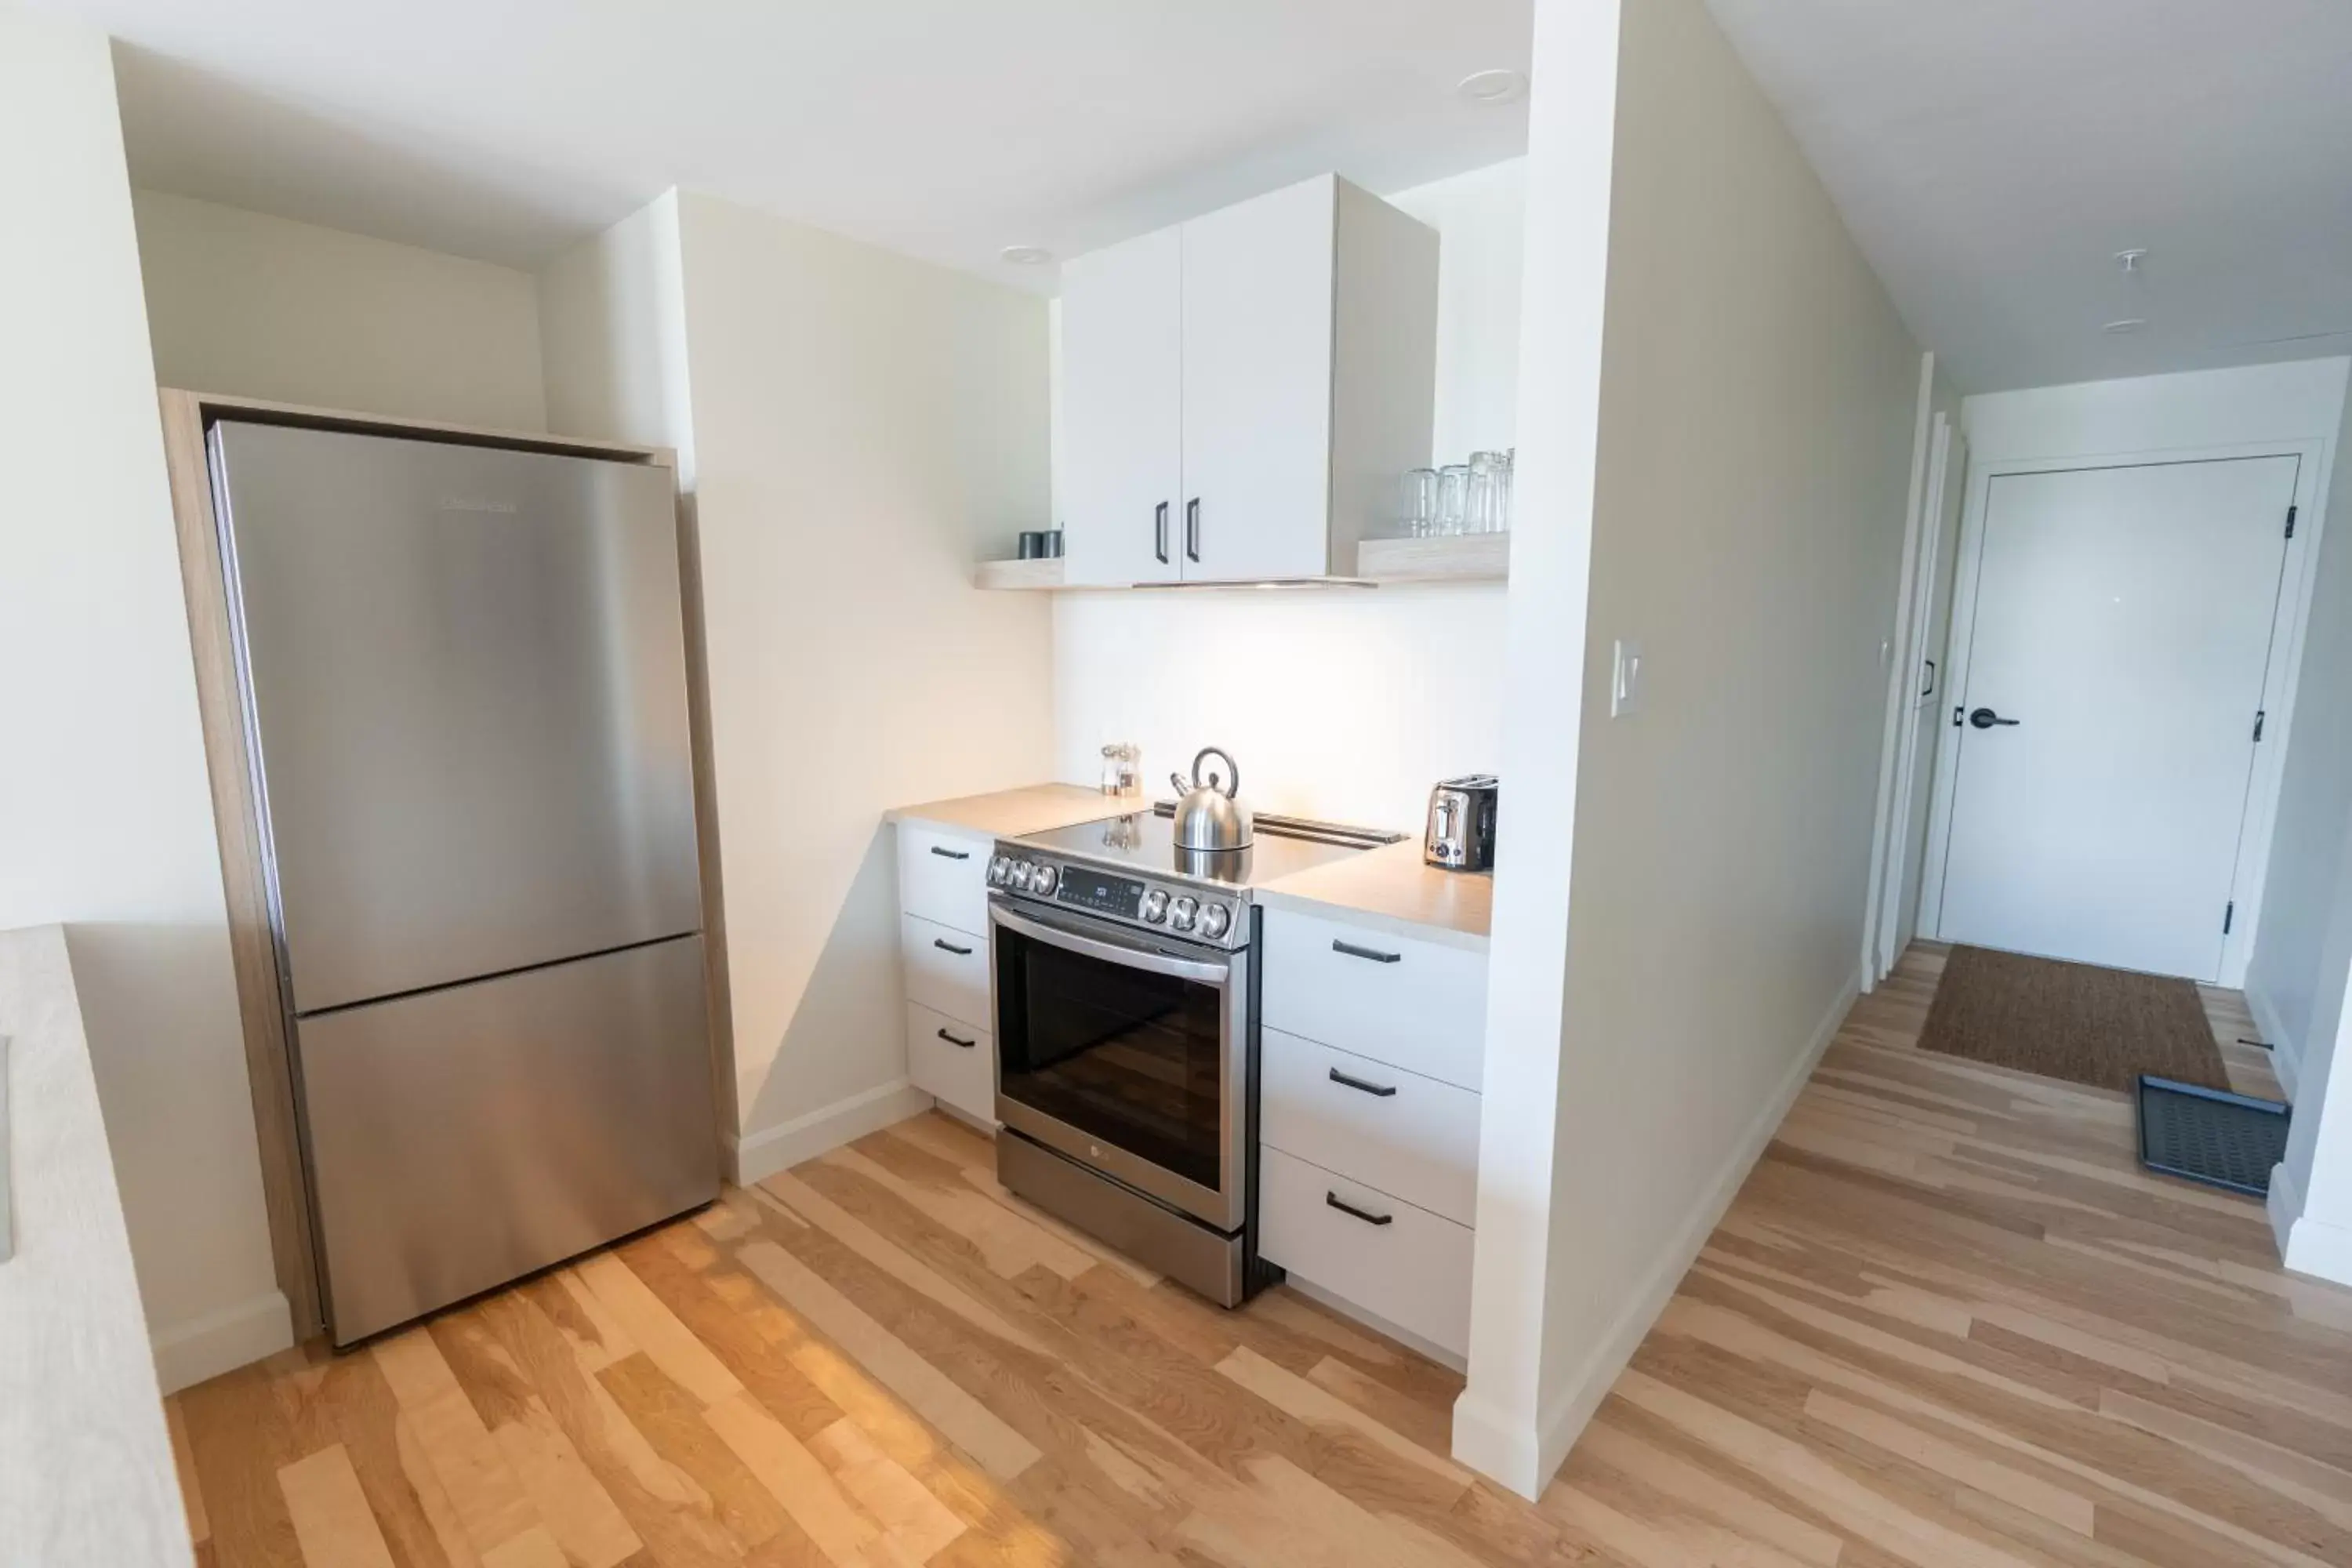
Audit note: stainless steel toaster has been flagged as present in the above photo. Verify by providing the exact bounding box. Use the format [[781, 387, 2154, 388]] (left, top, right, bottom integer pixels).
[[1424, 775, 1499, 871]]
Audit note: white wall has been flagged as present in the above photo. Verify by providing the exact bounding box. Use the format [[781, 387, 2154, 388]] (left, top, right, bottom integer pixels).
[[0, 9, 287, 1392], [132, 187, 547, 430], [2253, 387, 2352, 1285], [1458, 0, 1922, 1497], [1049, 156, 1525, 833], [539, 189, 1057, 1179], [1958, 358, 2350, 989]]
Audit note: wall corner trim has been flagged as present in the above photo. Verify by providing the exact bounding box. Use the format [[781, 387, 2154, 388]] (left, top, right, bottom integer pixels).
[[151, 1288, 294, 1396], [1458, 968, 1860, 1499], [727, 1080, 935, 1186]]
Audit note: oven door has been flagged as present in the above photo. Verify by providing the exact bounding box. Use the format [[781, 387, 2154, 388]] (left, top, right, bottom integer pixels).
[[989, 898, 1247, 1232]]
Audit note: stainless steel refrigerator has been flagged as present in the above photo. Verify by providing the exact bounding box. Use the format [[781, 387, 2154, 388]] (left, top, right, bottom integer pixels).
[[209, 419, 720, 1347]]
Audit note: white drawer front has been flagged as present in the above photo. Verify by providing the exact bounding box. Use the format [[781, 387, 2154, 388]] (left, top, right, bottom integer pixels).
[[906, 1000, 995, 1126], [1258, 1146, 1472, 1357], [902, 913, 991, 1030], [898, 825, 989, 935], [1261, 909, 1486, 1088], [1261, 1029, 1479, 1225]]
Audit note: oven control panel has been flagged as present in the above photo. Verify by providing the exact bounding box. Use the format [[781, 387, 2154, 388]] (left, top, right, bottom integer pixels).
[[988, 846, 1245, 947]]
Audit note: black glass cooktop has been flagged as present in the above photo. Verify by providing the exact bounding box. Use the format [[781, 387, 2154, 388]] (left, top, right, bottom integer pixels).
[[1016, 811, 1374, 888]]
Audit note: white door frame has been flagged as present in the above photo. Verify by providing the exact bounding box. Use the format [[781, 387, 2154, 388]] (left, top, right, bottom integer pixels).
[[1918, 437, 2336, 985], [1872, 412, 1958, 979], [1859, 354, 1938, 991]]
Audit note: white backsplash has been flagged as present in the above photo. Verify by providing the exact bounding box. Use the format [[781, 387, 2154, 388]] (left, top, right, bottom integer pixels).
[[1051, 583, 1508, 833]]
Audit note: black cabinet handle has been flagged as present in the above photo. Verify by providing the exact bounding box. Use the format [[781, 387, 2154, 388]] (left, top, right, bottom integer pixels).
[[933, 938, 973, 956], [937, 1028, 977, 1049], [1331, 939, 1401, 964], [1325, 1192, 1393, 1226], [929, 845, 971, 861], [1154, 501, 1170, 564], [1185, 498, 1201, 563], [1328, 1068, 1398, 1098]]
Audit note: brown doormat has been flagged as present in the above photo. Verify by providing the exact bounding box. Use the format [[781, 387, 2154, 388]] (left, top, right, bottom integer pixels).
[[1917, 946, 2230, 1094]]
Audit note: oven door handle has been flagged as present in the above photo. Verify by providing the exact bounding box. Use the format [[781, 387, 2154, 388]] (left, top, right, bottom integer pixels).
[[989, 902, 1232, 985]]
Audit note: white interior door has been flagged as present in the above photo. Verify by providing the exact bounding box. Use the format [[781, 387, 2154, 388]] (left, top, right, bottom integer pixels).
[[1934, 455, 2298, 980], [1178, 176, 1334, 582], [1061, 227, 1182, 586]]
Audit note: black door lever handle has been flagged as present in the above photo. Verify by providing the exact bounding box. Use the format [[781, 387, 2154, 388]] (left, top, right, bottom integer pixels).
[[1968, 707, 2020, 729]]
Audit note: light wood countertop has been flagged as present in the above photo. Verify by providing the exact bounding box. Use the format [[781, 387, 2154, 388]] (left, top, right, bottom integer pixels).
[[0, 926, 196, 1566], [1259, 837, 1492, 949], [887, 783, 1135, 840]]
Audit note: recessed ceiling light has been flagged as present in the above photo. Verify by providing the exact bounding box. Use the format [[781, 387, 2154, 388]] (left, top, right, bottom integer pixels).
[[1457, 68, 1527, 104], [2102, 318, 2149, 335], [1000, 245, 1053, 266]]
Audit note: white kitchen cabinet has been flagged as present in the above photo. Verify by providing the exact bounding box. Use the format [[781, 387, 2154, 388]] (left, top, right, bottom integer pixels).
[[1062, 226, 1184, 586], [1259, 1147, 1475, 1358], [1256, 904, 1486, 1364], [894, 823, 997, 1125], [1059, 174, 1436, 586]]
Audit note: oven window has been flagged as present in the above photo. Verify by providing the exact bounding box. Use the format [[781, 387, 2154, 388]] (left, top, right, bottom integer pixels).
[[996, 924, 1225, 1190]]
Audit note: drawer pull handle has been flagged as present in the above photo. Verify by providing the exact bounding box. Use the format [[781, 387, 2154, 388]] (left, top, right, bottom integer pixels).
[[938, 1028, 978, 1049], [1328, 1068, 1398, 1098], [933, 938, 974, 956], [1331, 939, 1401, 964], [929, 845, 972, 861], [1325, 1192, 1394, 1227]]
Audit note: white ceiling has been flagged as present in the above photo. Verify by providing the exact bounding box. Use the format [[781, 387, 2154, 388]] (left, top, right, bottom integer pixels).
[[1704, 0, 2352, 391], [39, 0, 1530, 290]]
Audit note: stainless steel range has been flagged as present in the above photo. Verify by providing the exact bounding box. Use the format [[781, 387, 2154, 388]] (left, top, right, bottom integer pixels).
[[985, 806, 1398, 1305]]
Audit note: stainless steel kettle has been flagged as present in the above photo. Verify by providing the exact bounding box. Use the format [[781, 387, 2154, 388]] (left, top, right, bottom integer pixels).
[[1169, 746, 1253, 851]]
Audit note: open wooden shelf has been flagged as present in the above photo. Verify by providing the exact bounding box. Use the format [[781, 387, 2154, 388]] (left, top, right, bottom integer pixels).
[[1357, 532, 1509, 583], [972, 556, 1067, 590], [973, 533, 1509, 590]]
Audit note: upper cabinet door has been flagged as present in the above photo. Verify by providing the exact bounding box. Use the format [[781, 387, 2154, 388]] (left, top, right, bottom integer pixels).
[[1179, 177, 1337, 582], [1062, 227, 1183, 586]]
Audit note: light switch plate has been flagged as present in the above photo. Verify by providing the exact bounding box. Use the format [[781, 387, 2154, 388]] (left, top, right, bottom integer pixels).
[[1611, 639, 1643, 718]]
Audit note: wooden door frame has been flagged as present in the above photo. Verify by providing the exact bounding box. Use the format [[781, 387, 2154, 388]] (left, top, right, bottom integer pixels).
[[1916, 437, 2335, 986], [158, 388, 695, 1339], [1859, 356, 1939, 993], [1873, 412, 1960, 979]]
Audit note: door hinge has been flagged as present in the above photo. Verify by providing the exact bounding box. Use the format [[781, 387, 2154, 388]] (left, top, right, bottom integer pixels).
[[2254, 709, 2267, 742], [2224, 901, 2236, 935], [2287, 504, 2299, 539]]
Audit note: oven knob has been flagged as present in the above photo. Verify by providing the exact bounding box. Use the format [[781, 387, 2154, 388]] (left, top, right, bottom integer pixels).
[[987, 855, 1011, 886], [1169, 895, 1199, 931], [1008, 860, 1033, 890], [1140, 889, 1170, 924], [1031, 864, 1058, 895], [1197, 903, 1231, 939]]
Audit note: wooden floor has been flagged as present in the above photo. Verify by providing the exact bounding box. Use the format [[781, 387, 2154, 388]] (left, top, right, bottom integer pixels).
[[171, 944, 2352, 1566]]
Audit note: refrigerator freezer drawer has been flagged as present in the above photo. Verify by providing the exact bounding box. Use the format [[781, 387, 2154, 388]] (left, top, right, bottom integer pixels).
[[296, 935, 718, 1345]]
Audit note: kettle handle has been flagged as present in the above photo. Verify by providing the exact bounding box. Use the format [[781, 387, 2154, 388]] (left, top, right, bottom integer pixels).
[[1192, 746, 1240, 800]]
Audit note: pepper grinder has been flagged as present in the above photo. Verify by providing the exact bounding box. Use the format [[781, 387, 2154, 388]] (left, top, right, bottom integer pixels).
[[1099, 742, 1140, 797]]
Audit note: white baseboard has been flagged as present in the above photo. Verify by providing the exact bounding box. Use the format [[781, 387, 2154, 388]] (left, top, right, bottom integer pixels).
[[726, 1080, 934, 1186], [151, 1289, 293, 1395], [2268, 1153, 2305, 1261], [2245, 983, 2298, 1102], [1456, 968, 1859, 1499], [2279, 1210, 2352, 1288]]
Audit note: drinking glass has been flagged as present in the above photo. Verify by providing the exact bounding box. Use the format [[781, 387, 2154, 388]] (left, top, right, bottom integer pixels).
[[1467, 451, 1506, 534], [1436, 464, 1471, 535], [1399, 467, 1439, 537]]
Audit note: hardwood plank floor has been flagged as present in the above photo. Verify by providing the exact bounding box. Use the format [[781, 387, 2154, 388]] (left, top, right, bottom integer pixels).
[[174, 944, 2350, 1565]]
